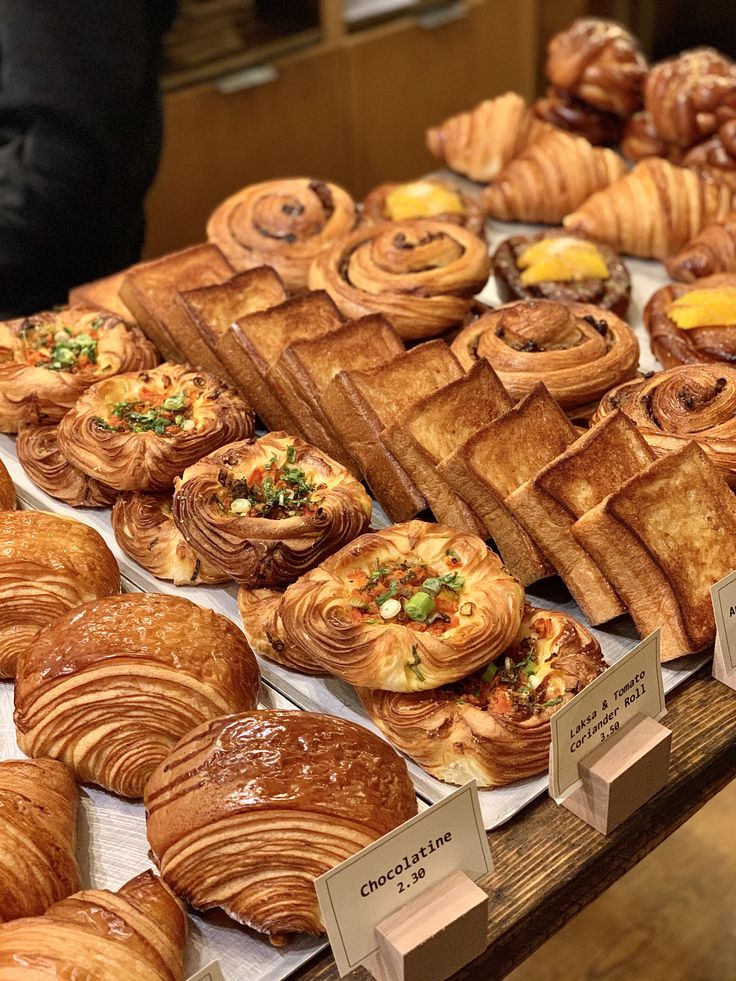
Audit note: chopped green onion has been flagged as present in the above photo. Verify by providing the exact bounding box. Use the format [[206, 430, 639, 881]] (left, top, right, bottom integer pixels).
[[376, 581, 398, 607], [420, 577, 442, 595], [481, 663, 498, 683], [230, 498, 251, 514], [286, 445, 297, 463], [379, 598, 402, 620], [406, 645, 425, 682], [403, 591, 435, 622], [542, 696, 563, 708]]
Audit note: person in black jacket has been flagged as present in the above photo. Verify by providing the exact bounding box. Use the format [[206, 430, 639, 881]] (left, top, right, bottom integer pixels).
[[0, 0, 177, 317]]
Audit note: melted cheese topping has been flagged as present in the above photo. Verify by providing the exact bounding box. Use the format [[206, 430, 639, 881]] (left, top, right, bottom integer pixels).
[[667, 287, 736, 329], [517, 237, 610, 285], [385, 181, 466, 221]]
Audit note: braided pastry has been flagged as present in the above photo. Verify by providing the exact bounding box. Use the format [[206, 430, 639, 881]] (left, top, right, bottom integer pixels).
[[362, 178, 484, 237], [666, 214, 736, 282], [533, 88, 624, 146], [0, 460, 14, 510], [237, 586, 325, 675], [16, 425, 117, 508], [621, 111, 683, 163], [643, 273, 736, 366]]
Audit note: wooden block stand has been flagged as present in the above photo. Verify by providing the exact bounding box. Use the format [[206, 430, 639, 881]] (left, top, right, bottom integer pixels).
[[713, 636, 736, 690]]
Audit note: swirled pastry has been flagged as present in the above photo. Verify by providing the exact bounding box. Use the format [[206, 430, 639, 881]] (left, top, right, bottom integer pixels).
[[451, 299, 639, 415], [0, 308, 158, 432], [111, 491, 230, 585], [533, 88, 624, 146], [620, 111, 683, 163], [173, 433, 372, 586], [145, 711, 417, 943], [362, 178, 484, 237], [237, 586, 325, 675], [359, 606, 605, 788], [308, 220, 490, 341], [642, 273, 736, 367], [0, 460, 14, 510], [280, 521, 524, 692], [57, 362, 253, 491], [15, 593, 260, 798], [0, 510, 119, 678], [666, 213, 736, 282], [17, 425, 117, 507], [0, 870, 187, 981], [0, 759, 80, 921], [207, 178, 358, 291]]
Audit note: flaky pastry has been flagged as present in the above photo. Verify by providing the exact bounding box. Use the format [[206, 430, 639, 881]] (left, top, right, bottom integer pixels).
[[666, 213, 736, 282], [643, 273, 736, 366], [0, 460, 14, 510], [362, 178, 484, 237], [533, 88, 624, 146], [620, 111, 683, 163], [237, 586, 325, 675], [17, 424, 117, 507]]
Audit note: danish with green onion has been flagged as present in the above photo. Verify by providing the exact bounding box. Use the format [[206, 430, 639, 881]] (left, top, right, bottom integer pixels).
[[280, 520, 524, 692], [237, 585, 325, 675]]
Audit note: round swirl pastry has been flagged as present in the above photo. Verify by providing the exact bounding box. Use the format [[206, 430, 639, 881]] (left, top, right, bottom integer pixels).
[[14, 593, 260, 798], [280, 520, 524, 692], [592, 364, 736, 486], [362, 178, 484, 237], [492, 231, 631, 317], [57, 362, 254, 491], [643, 273, 736, 367], [206, 177, 358, 291], [145, 710, 417, 943], [621, 111, 684, 163], [0, 307, 158, 433], [533, 88, 624, 146], [17, 425, 117, 507], [0, 459, 14, 510], [451, 299, 639, 415], [173, 433, 372, 587], [0, 510, 119, 678], [112, 491, 229, 586], [237, 586, 325, 675], [308, 220, 491, 341], [359, 605, 605, 788]]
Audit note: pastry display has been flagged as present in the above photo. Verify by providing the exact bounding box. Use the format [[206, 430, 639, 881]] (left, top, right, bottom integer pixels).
[[14, 593, 260, 798], [533, 88, 624, 146], [0, 759, 80, 921], [280, 521, 524, 691], [362, 178, 484, 237], [307, 219, 491, 342], [359, 605, 605, 788], [16, 424, 118, 507], [642, 273, 736, 366], [206, 177, 359, 291], [620, 111, 683, 163], [666, 213, 736, 281], [145, 711, 417, 944], [492, 230, 631, 316], [0, 307, 158, 432], [0, 460, 14, 510], [237, 586, 325, 675], [0, 510, 119, 678], [57, 362, 254, 491]]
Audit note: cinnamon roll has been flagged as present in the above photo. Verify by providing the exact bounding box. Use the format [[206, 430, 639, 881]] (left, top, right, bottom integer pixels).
[[17, 425, 117, 507], [643, 273, 736, 367], [237, 586, 325, 675], [0, 459, 14, 510], [362, 178, 484, 237]]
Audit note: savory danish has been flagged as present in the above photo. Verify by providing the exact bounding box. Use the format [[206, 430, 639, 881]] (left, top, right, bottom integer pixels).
[[307, 220, 491, 341], [57, 362, 253, 491], [145, 711, 417, 944], [237, 586, 325, 675], [643, 273, 736, 367], [173, 433, 371, 587], [362, 178, 484, 237], [666, 214, 736, 282], [0, 460, 14, 510], [14, 593, 260, 798], [0, 510, 119, 678], [17, 425, 117, 508], [0, 759, 80, 921], [206, 177, 359, 291], [279, 521, 525, 691], [359, 605, 605, 788], [0, 307, 158, 432]]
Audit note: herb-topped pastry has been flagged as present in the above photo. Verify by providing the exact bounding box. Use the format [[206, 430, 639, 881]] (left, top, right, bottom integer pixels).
[[0, 307, 158, 431], [57, 362, 253, 491], [280, 520, 524, 691], [172, 433, 372, 586]]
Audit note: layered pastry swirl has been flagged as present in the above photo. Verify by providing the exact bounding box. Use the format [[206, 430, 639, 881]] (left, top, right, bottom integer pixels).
[[0, 460, 14, 510], [17, 424, 117, 507], [643, 273, 736, 367], [238, 586, 325, 675], [362, 178, 485, 237], [666, 213, 736, 282], [0, 307, 158, 432], [58, 362, 253, 491], [280, 521, 524, 691], [145, 711, 417, 944], [14, 593, 260, 798], [359, 606, 605, 788], [308, 219, 491, 341], [173, 433, 372, 587]]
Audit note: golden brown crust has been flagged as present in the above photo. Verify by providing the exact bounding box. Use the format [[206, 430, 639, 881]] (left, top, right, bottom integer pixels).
[[14, 593, 260, 798], [533, 88, 624, 146], [145, 710, 417, 942], [682, 136, 736, 192], [666, 213, 736, 282], [620, 111, 684, 163], [362, 178, 485, 238], [68, 270, 131, 318], [237, 586, 326, 675], [0, 459, 15, 510], [17, 425, 118, 508], [642, 273, 736, 366]]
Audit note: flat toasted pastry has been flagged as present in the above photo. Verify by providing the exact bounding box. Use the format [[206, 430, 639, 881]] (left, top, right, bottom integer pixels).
[[507, 411, 655, 624], [68, 270, 131, 318]]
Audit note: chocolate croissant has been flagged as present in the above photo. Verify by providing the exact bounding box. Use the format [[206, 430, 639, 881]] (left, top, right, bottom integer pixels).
[[666, 213, 736, 282], [14, 593, 260, 798], [0, 460, 14, 510], [237, 586, 325, 675], [145, 711, 417, 944], [643, 273, 736, 366], [17, 425, 118, 507]]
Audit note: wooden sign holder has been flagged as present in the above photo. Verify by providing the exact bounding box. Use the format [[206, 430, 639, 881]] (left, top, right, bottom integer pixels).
[[713, 635, 736, 691], [365, 870, 488, 981], [561, 712, 672, 835]]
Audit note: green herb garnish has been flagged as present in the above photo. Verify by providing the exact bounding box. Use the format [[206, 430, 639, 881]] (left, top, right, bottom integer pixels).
[[481, 663, 498, 684], [376, 580, 398, 607], [406, 645, 425, 682], [286, 445, 297, 464]]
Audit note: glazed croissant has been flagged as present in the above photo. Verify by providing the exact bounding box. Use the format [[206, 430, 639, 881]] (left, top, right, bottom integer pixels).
[[0, 870, 187, 981], [145, 711, 417, 944], [643, 273, 736, 367], [0, 460, 14, 510], [666, 212, 736, 281], [14, 593, 260, 798], [17, 425, 117, 508], [0, 759, 80, 921], [237, 586, 326, 675]]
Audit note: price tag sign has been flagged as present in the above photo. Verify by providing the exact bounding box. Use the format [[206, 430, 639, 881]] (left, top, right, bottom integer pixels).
[[711, 569, 736, 672], [186, 963, 225, 981], [549, 630, 666, 801], [314, 781, 492, 977]]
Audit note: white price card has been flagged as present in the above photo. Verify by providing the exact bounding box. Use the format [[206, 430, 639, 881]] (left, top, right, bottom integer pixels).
[[549, 630, 666, 801], [711, 569, 736, 672], [186, 962, 225, 981], [314, 781, 492, 977]]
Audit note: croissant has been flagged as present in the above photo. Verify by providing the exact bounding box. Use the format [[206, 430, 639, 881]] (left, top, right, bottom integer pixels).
[[666, 213, 736, 281], [145, 711, 417, 944], [0, 308, 158, 433], [682, 136, 736, 192], [563, 158, 736, 259], [206, 177, 359, 291], [533, 88, 624, 146], [482, 130, 626, 224], [620, 111, 683, 163], [173, 433, 371, 586], [16, 425, 118, 507], [359, 605, 605, 788], [0, 870, 187, 980], [237, 586, 325, 675], [362, 178, 485, 237], [0, 460, 14, 510], [0, 759, 80, 921], [308, 220, 491, 341], [57, 362, 254, 492], [0, 510, 119, 678], [643, 273, 736, 366], [14, 593, 260, 798], [280, 520, 524, 691]]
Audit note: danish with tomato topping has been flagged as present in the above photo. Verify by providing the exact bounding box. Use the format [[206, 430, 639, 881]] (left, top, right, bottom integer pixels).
[[280, 520, 524, 692], [358, 605, 606, 786], [57, 363, 253, 491]]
